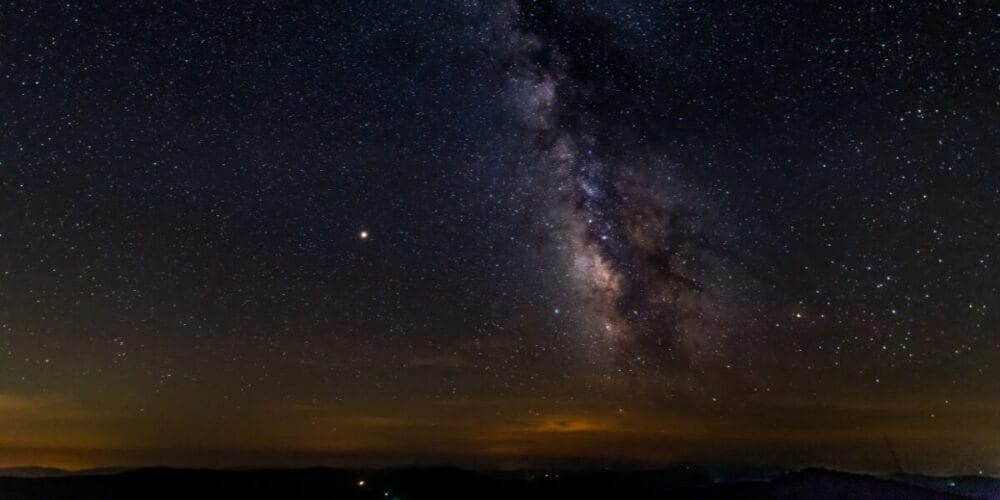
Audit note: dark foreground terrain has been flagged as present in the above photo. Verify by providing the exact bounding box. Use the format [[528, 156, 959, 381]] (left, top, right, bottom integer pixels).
[[0, 467, 995, 499]]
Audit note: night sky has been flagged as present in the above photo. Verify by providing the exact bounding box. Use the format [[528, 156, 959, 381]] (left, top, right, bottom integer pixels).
[[1, 1, 998, 474]]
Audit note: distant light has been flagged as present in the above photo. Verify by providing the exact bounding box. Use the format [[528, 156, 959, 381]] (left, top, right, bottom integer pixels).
[[359, 230, 369, 240], [358, 480, 365, 487]]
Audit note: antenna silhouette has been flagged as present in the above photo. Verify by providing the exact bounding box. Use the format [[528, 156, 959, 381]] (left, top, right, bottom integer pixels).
[[883, 432, 904, 474]]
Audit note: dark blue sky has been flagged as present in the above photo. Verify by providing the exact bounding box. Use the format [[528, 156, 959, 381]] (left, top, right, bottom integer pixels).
[[0, 1, 996, 473]]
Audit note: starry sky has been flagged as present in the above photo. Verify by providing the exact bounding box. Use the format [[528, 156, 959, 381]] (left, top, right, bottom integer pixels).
[[1, 0, 998, 474]]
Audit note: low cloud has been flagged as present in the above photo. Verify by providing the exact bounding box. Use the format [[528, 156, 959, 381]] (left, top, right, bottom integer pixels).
[[405, 354, 466, 369]]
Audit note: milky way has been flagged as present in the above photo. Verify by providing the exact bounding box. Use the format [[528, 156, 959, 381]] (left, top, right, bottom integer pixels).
[[496, 1, 729, 373]]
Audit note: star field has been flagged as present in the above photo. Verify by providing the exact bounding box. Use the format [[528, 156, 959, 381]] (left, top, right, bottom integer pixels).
[[0, 1, 997, 473]]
